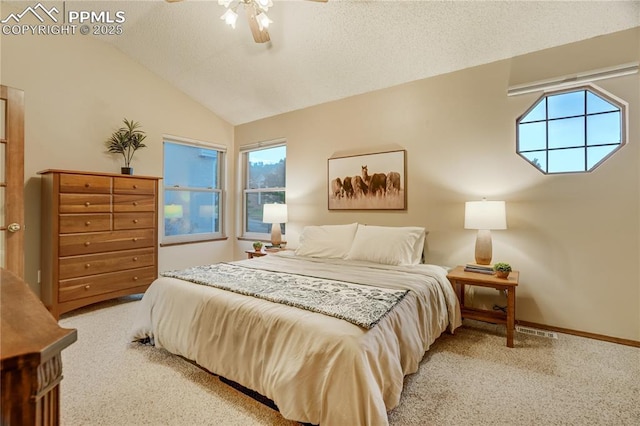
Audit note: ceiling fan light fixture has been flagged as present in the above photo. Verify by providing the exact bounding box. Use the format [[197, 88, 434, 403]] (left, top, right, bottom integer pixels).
[[220, 8, 238, 28], [256, 0, 273, 12], [256, 12, 272, 31]]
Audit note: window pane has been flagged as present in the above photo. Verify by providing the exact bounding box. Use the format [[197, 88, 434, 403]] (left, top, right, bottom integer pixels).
[[164, 143, 218, 189], [548, 91, 585, 119], [587, 145, 618, 170], [164, 190, 219, 236], [520, 151, 546, 172], [548, 117, 584, 149], [247, 146, 286, 189], [520, 99, 546, 123], [518, 122, 546, 151], [587, 91, 618, 114], [548, 148, 585, 173], [587, 111, 621, 146], [245, 191, 285, 233]]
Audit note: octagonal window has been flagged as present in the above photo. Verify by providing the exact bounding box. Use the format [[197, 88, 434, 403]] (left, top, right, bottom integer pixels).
[[517, 86, 627, 174]]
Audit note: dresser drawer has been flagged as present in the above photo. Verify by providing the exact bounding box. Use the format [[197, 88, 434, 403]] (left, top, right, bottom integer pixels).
[[58, 266, 156, 303], [114, 177, 156, 195], [60, 194, 112, 213], [113, 212, 155, 230], [59, 229, 155, 256], [60, 173, 111, 194], [113, 194, 155, 212], [59, 214, 112, 234], [58, 248, 155, 280]]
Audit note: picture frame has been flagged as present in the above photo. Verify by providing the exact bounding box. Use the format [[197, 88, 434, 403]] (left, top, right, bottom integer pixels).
[[328, 149, 406, 210]]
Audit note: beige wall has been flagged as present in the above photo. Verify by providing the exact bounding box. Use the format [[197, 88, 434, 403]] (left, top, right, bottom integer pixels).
[[235, 28, 640, 341], [1, 28, 236, 292]]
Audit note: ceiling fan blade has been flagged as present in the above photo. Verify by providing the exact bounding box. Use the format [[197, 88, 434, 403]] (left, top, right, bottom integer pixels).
[[245, 3, 270, 44]]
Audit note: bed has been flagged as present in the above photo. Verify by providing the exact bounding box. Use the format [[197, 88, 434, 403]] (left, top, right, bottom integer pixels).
[[131, 224, 461, 426]]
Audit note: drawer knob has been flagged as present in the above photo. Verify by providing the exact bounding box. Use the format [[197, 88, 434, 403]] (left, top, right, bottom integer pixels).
[[133, 202, 138, 206], [133, 185, 138, 189], [132, 238, 138, 242], [84, 241, 91, 246], [85, 263, 90, 268], [84, 183, 90, 188], [85, 201, 91, 207], [133, 219, 138, 224], [133, 257, 138, 261], [85, 221, 91, 226], [84, 285, 90, 290], [133, 276, 138, 281]]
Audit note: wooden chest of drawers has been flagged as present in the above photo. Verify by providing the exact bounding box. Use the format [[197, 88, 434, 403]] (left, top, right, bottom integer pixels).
[[39, 170, 161, 318]]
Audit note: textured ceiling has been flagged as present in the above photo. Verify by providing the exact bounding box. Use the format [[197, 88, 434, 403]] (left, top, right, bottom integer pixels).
[[99, 0, 640, 125]]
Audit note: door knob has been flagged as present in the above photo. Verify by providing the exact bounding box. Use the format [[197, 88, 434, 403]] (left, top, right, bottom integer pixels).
[[7, 223, 21, 232]]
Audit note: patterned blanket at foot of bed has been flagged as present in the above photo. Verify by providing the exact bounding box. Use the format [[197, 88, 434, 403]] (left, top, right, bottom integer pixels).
[[161, 263, 408, 329]]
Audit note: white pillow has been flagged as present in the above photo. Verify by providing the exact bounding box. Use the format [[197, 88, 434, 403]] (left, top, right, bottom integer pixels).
[[345, 225, 426, 266], [295, 223, 359, 259]]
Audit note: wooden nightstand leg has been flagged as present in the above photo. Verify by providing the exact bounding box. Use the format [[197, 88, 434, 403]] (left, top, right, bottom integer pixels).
[[506, 287, 516, 348]]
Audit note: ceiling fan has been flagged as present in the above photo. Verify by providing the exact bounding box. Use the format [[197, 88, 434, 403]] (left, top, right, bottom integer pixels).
[[166, 0, 328, 44]]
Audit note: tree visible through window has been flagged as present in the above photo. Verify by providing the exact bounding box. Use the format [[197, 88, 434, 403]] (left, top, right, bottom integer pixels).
[[517, 86, 626, 174], [163, 140, 225, 244], [243, 144, 286, 236]]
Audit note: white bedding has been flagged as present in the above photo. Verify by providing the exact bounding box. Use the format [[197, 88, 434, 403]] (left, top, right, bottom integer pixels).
[[131, 252, 461, 426]]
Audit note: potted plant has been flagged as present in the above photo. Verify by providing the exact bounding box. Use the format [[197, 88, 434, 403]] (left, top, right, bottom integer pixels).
[[105, 118, 147, 175], [493, 262, 512, 279], [252, 241, 263, 252]]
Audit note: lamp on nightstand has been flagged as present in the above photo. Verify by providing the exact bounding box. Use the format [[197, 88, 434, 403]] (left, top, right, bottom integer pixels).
[[263, 203, 287, 247], [464, 199, 506, 265]]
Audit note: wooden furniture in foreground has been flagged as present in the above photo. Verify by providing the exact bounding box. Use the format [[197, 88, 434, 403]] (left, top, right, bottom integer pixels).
[[447, 265, 520, 348], [1, 268, 77, 425], [39, 170, 161, 319]]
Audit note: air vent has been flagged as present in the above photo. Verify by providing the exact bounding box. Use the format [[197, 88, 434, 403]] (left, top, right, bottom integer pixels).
[[516, 326, 558, 339]]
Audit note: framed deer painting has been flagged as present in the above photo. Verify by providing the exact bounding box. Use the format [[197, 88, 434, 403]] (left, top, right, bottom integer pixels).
[[328, 149, 406, 210]]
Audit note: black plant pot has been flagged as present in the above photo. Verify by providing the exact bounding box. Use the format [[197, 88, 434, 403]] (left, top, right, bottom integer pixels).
[[121, 167, 133, 175]]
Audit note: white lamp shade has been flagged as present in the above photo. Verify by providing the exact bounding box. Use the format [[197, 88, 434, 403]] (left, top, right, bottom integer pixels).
[[464, 200, 507, 230], [263, 203, 288, 224], [164, 204, 183, 219]]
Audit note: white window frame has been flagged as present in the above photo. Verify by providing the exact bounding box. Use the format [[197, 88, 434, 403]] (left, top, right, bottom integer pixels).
[[516, 84, 628, 174], [239, 139, 286, 240], [162, 135, 227, 245]]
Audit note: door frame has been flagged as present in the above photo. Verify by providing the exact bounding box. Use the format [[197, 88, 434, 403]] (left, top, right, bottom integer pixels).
[[1, 85, 25, 278]]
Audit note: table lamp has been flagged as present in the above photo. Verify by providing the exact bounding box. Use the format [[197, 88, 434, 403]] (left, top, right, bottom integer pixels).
[[464, 199, 506, 265], [262, 203, 287, 247]]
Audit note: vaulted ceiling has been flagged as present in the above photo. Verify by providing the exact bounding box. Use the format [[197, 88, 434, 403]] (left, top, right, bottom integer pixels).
[[101, 0, 640, 125]]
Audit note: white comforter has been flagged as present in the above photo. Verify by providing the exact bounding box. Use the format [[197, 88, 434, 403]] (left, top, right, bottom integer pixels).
[[131, 252, 461, 426]]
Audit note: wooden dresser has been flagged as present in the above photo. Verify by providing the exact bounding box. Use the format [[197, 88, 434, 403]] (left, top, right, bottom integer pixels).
[[39, 170, 160, 318], [1, 268, 77, 425]]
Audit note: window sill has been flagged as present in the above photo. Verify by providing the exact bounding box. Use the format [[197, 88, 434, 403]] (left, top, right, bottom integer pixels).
[[160, 236, 228, 248]]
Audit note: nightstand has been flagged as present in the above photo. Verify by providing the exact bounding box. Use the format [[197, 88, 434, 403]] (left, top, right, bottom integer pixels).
[[245, 250, 267, 259], [447, 265, 520, 348]]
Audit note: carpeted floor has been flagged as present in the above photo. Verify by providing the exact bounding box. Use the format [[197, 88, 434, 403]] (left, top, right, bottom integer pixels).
[[58, 296, 640, 425]]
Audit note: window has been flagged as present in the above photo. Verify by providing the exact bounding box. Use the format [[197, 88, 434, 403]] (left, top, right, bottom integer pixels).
[[162, 138, 225, 244], [516, 85, 627, 174], [241, 143, 286, 238]]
